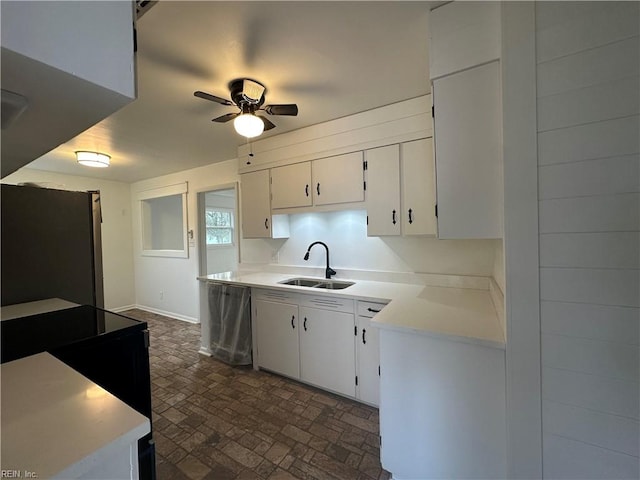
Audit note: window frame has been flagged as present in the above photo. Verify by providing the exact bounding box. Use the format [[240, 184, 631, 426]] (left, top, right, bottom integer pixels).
[[205, 207, 235, 247], [137, 182, 189, 258]]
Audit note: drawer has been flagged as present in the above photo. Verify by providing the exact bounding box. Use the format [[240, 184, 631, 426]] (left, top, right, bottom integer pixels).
[[357, 301, 387, 318], [298, 294, 355, 314], [252, 288, 299, 304]]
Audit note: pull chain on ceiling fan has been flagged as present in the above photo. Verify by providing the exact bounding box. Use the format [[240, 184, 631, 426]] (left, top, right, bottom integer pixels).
[[194, 78, 298, 138]]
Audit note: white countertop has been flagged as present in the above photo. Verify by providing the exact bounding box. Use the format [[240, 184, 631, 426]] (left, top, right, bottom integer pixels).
[[199, 271, 505, 349], [1, 352, 150, 479]]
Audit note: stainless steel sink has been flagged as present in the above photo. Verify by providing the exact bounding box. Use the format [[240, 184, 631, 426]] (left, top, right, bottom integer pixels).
[[313, 280, 355, 290], [278, 278, 354, 290], [279, 278, 323, 287]]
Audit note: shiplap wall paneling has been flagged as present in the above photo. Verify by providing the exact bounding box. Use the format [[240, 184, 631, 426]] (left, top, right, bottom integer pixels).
[[535, 2, 639, 479]]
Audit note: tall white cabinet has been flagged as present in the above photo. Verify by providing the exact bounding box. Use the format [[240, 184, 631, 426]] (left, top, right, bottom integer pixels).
[[429, 1, 503, 239], [432, 61, 503, 239]]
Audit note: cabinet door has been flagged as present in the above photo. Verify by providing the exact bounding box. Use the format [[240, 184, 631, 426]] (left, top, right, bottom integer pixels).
[[255, 299, 300, 379], [299, 306, 356, 397], [366, 145, 401, 236], [271, 162, 312, 209], [429, 1, 501, 80], [240, 170, 272, 238], [312, 152, 365, 206], [432, 61, 503, 239], [356, 315, 380, 406], [401, 138, 437, 236]]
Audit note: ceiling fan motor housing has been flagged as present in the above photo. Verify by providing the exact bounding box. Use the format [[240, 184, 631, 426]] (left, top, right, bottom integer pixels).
[[229, 78, 266, 107]]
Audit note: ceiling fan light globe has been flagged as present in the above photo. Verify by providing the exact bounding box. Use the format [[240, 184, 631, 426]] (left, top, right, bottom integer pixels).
[[234, 113, 264, 138]]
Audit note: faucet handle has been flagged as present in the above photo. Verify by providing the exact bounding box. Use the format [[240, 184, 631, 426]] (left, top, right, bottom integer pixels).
[[326, 267, 337, 279]]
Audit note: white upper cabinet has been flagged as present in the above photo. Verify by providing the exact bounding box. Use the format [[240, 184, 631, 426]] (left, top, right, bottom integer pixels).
[[268, 152, 365, 212], [240, 170, 289, 239], [429, 1, 501, 79], [366, 139, 437, 237], [401, 138, 437, 236], [432, 61, 503, 239], [271, 162, 312, 209], [1, 2, 136, 177], [312, 152, 365, 206], [366, 145, 401, 236]]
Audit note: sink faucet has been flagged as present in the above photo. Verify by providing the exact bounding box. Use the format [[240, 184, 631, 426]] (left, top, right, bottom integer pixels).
[[303, 241, 336, 279]]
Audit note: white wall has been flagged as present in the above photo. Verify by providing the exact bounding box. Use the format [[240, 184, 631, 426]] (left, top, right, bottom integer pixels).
[[130, 159, 239, 322], [535, 3, 639, 478], [2, 168, 136, 310], [244, 210, 499, 277]]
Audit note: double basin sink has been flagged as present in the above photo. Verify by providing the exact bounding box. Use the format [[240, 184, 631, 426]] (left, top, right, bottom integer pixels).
[[278, 277, 354, 290]]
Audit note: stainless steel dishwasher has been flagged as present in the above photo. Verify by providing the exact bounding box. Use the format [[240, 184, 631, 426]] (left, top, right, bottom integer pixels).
[[207, 282, 252, 365]]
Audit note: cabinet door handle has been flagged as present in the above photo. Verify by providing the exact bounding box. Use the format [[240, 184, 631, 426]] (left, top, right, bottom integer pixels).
[[291, 315, 295, 329], [265, 218, 269, 230], [305, 184, 309, 197], [392, 209, 397, 225], [408, 208, 413, 224], [362, 328, 367, 344], [316, 183, 321, 196], [367, 308, 381, 313], [303, 317, 307, 331]]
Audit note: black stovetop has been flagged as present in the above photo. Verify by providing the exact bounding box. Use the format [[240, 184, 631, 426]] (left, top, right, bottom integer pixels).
[[1, 304, 145, 363]]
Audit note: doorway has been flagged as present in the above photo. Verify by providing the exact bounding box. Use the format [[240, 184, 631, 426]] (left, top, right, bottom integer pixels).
[[197, 185, 239, 276]]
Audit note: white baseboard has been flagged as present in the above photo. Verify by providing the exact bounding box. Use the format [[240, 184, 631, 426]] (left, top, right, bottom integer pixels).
[[198, 347, 212, 356], [132, 305, 199, 324], [109, 304, 137, 313]]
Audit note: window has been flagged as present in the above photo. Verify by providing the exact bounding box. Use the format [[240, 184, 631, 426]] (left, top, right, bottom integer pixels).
[[206, 208, 234, 246]]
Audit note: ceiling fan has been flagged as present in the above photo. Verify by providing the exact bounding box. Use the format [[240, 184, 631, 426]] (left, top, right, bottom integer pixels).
[[194, 78, 298, 138]]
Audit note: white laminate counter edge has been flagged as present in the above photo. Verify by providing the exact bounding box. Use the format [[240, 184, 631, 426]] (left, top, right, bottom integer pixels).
[[198, 271, 506, 349]]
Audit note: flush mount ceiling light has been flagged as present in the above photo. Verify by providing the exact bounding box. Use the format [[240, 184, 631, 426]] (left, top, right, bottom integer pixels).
[[233, 112, 264, 138], [76, 151, 110, 168]]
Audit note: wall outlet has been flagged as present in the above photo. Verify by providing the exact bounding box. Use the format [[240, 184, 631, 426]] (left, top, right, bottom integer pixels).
[[159, 291, 164, 300]]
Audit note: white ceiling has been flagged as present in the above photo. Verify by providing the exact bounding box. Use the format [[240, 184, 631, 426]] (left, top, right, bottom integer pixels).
[[26, 1, 432, 183]]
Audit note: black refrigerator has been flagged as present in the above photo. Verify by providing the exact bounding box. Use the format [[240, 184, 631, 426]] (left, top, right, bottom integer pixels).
[[1, 184, 156, 479], [1, 183, 104, 307]]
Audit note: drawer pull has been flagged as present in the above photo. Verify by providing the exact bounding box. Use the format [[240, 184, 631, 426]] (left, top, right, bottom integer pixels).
[[367, 308, 381, 313]]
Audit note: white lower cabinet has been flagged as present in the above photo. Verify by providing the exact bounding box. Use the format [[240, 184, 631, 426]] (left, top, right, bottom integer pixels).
[[254, 299, 300, 379], [356, 301, 386, 406], [299, 306, 356, 397], [253, 289, 358, 399]]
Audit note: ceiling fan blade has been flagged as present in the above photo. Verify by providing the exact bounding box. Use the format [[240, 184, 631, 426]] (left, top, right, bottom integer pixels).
[[194, 91, 233, 106], [259, 116, 276, 131], [264, 104, 298, 116], [212, 112, 239, 123]]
